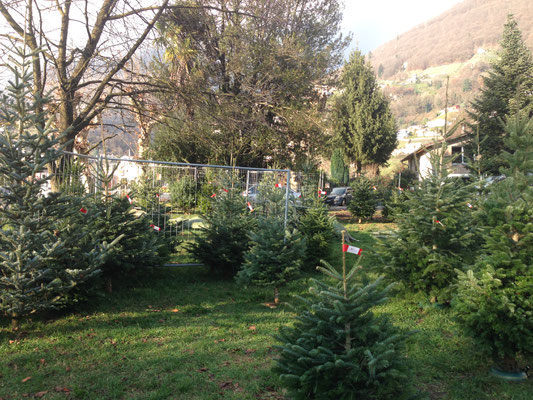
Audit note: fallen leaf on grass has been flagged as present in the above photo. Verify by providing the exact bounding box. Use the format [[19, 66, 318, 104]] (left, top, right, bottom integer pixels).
[[21, 376, 32, 383], [244, 349, 256, 355], [248, 325, 257, 331], [34, 391, 48, 398], [197, 367, 209, 373], [39, 359, 45, 365], [65, 367, 71, 372], [214, 339, 225, 343], [171, 309, 179, 313], [55, 387, 71, 393]]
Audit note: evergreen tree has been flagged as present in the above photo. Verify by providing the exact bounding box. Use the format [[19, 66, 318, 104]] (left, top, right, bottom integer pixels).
[[191, 185, 256, 278], [0, 47, 112, 330], [467, 15, 533, 174], [330, 148, 349, 186], [237, 217, 305, 305], [454, 114, 533, 372], [333, 50, 397, 174], [297, 194, 335, 270], [381, 131, 480, 303], [275, 240, 411, 399], [348, 177, 376, 222]]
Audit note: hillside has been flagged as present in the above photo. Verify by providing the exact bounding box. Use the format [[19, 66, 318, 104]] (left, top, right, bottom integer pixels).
[[371, 0, 533, 78], [368, 0, 533, 128]]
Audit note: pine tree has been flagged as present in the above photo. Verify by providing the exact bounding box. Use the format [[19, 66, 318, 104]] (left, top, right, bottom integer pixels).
[[237, 217, 305, 305], [191, 185, 256, 278], [467, 15, 533, 174], [0, 47, 112, 330], [297, 195, 335, 270], [275, 234, 411, 399], [348, 177, 376, 222], [333, 50, 397, 174], [454, 114, 533, 372], [381, 127, 480, 303]]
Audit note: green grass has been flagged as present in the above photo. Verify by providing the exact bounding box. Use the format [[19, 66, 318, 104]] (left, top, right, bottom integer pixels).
[[1, 221, 532, 399]]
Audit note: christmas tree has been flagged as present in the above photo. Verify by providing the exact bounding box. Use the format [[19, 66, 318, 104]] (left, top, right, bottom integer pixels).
[[237, 217, 305, 305], [454, 114, 532, 372], [191, 183, 256, 278], [0, 46, 112, 330], [381, 123, 480, 303], [275, 233, 411, 399], [348, 176, 376, 222]]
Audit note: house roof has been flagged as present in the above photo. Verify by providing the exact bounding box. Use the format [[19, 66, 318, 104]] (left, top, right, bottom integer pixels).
[[400, 133, 470, 162]]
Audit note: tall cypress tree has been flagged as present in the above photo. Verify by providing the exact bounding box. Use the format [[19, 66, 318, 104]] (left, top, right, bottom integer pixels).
[[467, 15, 533, 174], [333, 50, 397, 174], [330, 148, 349, 186]]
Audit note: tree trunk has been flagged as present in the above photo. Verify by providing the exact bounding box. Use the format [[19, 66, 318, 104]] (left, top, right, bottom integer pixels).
[[11, 314, 19, 331], [274, 287, 279, 305], [105, 277, 113, 294]]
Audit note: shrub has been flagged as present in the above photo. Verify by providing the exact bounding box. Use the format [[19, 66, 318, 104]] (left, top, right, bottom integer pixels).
[[275, 258, 412, 399]]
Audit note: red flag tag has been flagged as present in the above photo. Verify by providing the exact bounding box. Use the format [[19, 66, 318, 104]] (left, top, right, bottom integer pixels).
[[223, 188, 228, 193], [373, 186, 377, 190], [467, 203, 473, 208], [211, 193, 216, 198], [342, 244, 362, 255], [434, 219, 444, 226], [275, 183, 281, 188], [79, 207, 87, 214], [398, 187, 404, 191], [126, 194, 133, 204], [156, 193, 160, 198], [150, 224, 161, 231], [247, 202, 254, 212]]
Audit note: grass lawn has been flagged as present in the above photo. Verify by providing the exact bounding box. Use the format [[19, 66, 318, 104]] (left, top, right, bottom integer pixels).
[[1, 220, 531, 399]]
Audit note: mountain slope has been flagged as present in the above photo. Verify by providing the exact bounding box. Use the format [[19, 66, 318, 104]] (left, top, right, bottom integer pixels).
[[372, 0, 533, 78]]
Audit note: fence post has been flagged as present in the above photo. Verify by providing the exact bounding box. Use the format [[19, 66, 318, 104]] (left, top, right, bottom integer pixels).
[[284, 169, 291, 233]]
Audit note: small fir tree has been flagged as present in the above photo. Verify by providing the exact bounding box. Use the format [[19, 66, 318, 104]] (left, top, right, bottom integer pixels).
[[380, 122, 480, 302], [348, 177, 376, 222], [191, 185, 256, 278], [454, 114, 533, 372], [0, 47, 112, 330], [237, 217, 305, 305], [170, 175, 197, 213], [275, 233, 411, 399], [297, 195, 335, 270]]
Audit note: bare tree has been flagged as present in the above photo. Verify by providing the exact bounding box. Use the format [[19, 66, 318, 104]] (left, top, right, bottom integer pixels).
[[0, 0, 171, 185]]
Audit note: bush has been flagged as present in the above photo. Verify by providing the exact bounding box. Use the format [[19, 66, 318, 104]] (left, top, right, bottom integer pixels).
[[348, 177, 376, 222], [191, 187, 256, 278], [275, 259, 412, 399]]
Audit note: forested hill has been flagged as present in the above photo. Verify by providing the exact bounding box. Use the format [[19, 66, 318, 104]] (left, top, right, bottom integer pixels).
[[371, 0, 533, 78]]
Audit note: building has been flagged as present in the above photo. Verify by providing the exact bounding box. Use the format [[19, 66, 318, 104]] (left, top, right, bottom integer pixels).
[[401, 134, 470, 180]]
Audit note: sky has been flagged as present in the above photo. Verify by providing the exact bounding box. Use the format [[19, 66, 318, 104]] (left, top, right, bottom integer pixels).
[[342, 0, 464, 54]]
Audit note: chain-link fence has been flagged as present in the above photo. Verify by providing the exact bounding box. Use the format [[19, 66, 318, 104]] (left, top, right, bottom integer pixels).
[[59, 152, 305, 240]]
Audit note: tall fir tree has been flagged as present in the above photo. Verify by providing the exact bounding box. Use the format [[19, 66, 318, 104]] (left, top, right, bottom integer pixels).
[[275, 236, 411, 399], [0, 46, 112, 330], [237, 217, 305, 305], [454, 114, 532, 372], [467, 15, 533, 174], [348, 176, 376, 222], [333, 50, 397, 174]]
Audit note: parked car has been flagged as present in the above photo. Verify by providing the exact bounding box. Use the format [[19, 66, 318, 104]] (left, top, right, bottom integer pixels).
[[324, 186, 352, 206], [241, 185, 301, 202]]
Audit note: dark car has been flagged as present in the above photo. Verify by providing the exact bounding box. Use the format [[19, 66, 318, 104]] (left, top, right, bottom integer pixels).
[[324, 186, 352, 206]]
